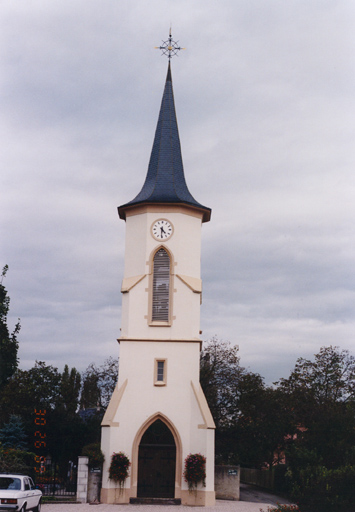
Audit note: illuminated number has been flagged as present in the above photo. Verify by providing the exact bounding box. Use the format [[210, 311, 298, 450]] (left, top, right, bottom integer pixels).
[[34, 408, 47, 474], [34, 431, 46, 439]]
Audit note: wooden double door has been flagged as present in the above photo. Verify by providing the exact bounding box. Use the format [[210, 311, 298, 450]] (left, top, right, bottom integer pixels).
[[137, 420, 176, 498]]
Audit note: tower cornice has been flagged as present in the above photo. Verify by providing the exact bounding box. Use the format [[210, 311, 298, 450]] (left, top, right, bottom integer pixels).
[[118, 201, 210, 222]]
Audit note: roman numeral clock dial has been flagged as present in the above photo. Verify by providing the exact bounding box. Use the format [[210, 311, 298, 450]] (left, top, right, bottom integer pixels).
[[151, 219, 173, 241]]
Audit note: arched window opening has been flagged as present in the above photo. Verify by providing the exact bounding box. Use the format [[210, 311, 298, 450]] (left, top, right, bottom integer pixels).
[[152, 248, 170, 321]]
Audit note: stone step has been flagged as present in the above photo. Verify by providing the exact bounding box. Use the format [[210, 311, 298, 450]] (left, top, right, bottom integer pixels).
[[130, 497, 181, 505]]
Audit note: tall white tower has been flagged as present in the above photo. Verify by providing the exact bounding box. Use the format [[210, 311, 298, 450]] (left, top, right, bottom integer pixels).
[[100, 57, 215, 506]]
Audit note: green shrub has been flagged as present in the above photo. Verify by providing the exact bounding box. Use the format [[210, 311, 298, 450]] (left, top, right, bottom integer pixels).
[[288, 464, 355, 512], [273, 464, 290, 494], [0, 447, 35, 476], [82, 443, 105, 469]]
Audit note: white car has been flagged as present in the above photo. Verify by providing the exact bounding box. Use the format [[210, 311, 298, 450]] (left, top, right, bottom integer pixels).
[[0, 474, 42, 512]]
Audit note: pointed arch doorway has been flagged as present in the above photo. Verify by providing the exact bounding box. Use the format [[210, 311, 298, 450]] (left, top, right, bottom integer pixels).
[[137, 419, 176, 498]]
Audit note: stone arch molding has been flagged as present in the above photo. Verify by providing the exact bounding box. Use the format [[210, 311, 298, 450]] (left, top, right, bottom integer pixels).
[[149, 244, 175, 273], [131, 412, 183, 498]]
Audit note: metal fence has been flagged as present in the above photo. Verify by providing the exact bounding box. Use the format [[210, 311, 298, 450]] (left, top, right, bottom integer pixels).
[[240, 467, 274, 490], [240, 465, 288, 494], [35, 459, 77, 497]]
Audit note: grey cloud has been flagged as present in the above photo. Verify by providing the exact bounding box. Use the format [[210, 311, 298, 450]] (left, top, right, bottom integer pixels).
[[2, 0, 355, 384]]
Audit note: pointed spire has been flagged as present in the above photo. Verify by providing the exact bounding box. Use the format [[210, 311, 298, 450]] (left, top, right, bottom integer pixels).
[[118, 64, 211, 222]]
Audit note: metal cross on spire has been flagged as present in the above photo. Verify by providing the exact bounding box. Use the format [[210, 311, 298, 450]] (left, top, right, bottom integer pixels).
[[155, 28, 185, 60]]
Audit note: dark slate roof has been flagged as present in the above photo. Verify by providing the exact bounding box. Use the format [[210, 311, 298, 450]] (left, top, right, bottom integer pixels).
[[118, 63, 211, 222]]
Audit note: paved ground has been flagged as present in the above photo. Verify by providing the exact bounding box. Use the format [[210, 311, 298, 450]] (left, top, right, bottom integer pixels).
[[239, 484, 292, 506], [42, 485, 292, 512], [42, 503, 278, 512]]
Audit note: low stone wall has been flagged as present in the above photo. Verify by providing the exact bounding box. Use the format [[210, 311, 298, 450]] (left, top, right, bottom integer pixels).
[[79, 461, 237, 503], [77, 456, 103, 504], [87, 469, 102, 503], [215, 465, 240, 501], [77, 456, 89, 503]]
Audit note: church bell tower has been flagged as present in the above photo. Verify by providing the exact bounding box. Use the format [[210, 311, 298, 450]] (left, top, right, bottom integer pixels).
[[100, 36, 215, 506]]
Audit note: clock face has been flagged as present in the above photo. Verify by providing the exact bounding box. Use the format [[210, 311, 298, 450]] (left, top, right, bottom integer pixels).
[[152, 219, 173, 241]]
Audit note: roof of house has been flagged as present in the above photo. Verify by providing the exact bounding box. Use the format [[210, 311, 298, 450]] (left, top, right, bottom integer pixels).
[[118, 62, 211, 222]]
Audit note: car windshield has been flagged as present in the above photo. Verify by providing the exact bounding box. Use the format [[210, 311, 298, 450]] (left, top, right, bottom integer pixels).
[[0, 477, 21, 490]]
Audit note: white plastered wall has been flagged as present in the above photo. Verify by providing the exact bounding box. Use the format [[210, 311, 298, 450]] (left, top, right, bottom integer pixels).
[[101, 206, 215, 505], [120, 210, 203, 341], [101, 340, 215, 500]]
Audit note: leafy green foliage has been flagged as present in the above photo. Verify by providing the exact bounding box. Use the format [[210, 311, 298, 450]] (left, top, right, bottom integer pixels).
[[276, 345, 355, 407], [0, 265, 20, 388], [201, 341, 355, 511], [200, 338, 293, 468], [200, 337, 242, 428], [0, 447, 35, 476], [286, 464, 355, 512], [80, 357, 118, 409], [59, 365, 81, 414], [0, 361, 61, 423], [82, 443, 105, 468], [0, 361, 87, 472], [276, 346, 355, 510], [0, 415, 27, 450]]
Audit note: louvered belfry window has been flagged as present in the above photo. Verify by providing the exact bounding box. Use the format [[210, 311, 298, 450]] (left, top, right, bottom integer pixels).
[[152, 248, 170, 321]]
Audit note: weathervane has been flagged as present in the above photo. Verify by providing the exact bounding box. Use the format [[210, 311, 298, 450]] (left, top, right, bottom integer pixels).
[[155, 28, 185, 60]]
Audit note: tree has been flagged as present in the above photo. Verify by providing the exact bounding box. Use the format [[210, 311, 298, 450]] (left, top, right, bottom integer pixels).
[[200, 338, 293, 468], [59, 365, 81, 414], [0, 265, 20, 388], [277, 345, 355, 406], [0, 362, 60, 424], [0, 360, 88, 471], [0, 357, 116, 472], [275, 346, 355, 511], [0, 447, 35, 475], [0, 415, 27, 450], [80, 370, 101, 410], [80, 357, 118, 410], [200, 337, 242, 428], [276, 345, 355, 467]]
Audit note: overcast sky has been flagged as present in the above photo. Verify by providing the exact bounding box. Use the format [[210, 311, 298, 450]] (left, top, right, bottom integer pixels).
[[1, 0, 355, 384]]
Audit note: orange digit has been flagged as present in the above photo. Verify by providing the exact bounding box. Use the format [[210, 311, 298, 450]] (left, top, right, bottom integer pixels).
[[34, 431, 46, 439], [34, 409, 46, 416], [35, 440, 46, 448]]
